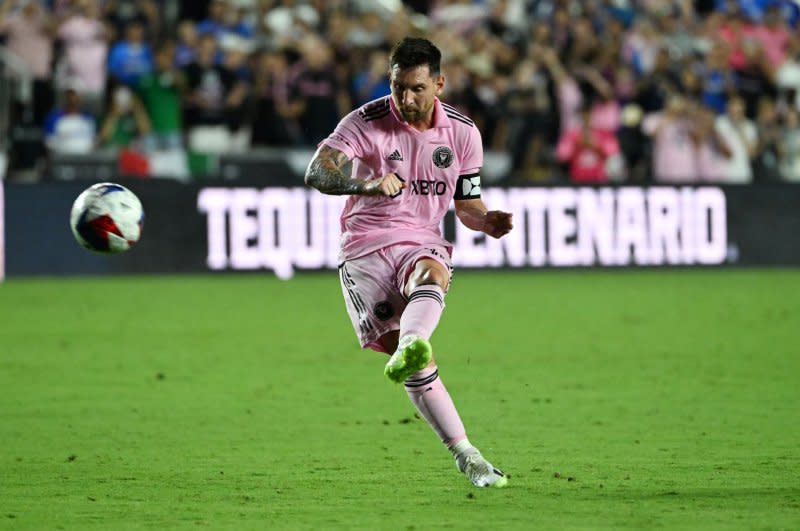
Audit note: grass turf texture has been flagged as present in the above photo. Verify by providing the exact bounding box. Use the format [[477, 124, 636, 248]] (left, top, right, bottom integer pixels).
[[1, 270, 799, 530]]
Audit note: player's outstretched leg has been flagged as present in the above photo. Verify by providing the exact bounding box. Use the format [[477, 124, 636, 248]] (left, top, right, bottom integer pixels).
[[384, 335, 432, 383], [404, 367, 508, 488]]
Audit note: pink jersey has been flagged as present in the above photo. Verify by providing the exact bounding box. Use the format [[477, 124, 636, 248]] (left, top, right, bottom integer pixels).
[[321, 96, 483, 263]]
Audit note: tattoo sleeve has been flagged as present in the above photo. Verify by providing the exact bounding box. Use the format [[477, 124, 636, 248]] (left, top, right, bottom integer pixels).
[[304, 145, 367, 195]]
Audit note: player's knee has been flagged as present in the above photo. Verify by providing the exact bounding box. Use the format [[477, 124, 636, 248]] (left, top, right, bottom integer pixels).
[[408, 265, 448, 293]]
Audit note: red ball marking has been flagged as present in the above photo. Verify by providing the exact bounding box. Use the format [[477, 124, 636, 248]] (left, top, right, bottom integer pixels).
[[89, 214, 125, 239]]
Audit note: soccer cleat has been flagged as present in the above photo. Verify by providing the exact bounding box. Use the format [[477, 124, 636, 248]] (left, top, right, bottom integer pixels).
[[384, 335, 433, 383], [456, 448, 508, 488]]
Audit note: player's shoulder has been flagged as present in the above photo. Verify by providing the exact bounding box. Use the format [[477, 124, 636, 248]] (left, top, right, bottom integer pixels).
[[440, 101, 476, 129], [354, 96, 392, 124]]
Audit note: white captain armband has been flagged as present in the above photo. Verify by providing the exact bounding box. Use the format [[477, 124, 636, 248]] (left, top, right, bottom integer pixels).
[[454, 173, 481, 200]]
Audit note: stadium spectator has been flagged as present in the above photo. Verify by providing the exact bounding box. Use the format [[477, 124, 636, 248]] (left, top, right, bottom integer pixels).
[[735, 37, 778, 119], [107, 20, 155, 87], [439, 56, 475, 113], [564, 15, 601, 67], [3, 0, 800, 183], [636, 47, 681, 113], [136, 44, 185, 150], [713, 94, 757, 182], [752, 96, 783, 180], [548, 4, 572, 53], [677, 63, 703, 102], [429, 0, 486, 35], [656, 6, 697, 62], [352, 49, 392, 106], [347, 8, 386, 49], [694, 101, 732, 180], [642, 95, 702, 182], [182, 33, 245, 153], [174, 20, 197, 67], [98, 85, 152, 148], [293, 37, 349, 146], [752, 4, 792, 66], [623, 17, 663, 75], [542, 47, 620, 134], [0, 0, 56, 125], [196, 0, 254, 40], [102, 0, 159, 42], [699, 42, 737, 114], [250, 49, 298, 147], [716, 0, 800, 27], [220, 36, 253, 151], [261, 0, 320, 42], [556, 105, 621, 183], [43, 88, 96, 154], [780, 107, 800, 181], [617, 103, 648, 181], [56, 0, 109, 116], [776, 36, 800, 111], [718, 6, 756, 70], [323, 10, 353, 60], [504, 53, 558, 182]]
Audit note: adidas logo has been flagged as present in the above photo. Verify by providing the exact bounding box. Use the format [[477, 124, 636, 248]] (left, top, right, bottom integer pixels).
[[388, 150, 403, 161]]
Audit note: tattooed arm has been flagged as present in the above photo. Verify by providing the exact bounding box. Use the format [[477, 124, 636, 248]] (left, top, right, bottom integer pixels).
[[305, 145, 405, 197]]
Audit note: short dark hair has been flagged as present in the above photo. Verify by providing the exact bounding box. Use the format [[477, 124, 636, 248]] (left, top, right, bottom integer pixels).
[[389, 37, 441, 76]]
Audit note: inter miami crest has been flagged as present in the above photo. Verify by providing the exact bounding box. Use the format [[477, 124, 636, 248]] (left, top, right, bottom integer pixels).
[[432, 146, 454, 168], [373, 301, 394, 321]]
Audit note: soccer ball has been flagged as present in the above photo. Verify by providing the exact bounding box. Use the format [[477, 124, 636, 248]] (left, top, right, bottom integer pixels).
[[69, 182, 144, 254]]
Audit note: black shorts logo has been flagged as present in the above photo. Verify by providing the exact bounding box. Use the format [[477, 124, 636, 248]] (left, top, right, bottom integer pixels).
[[432, 146, 454, 169], [373, 301, 395, 321]]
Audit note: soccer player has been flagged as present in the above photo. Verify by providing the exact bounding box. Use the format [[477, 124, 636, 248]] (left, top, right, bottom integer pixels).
[[304, 37, 513, 488]]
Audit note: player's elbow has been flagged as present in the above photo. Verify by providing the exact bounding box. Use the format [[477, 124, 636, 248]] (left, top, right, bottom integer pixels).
[[304, 170, 315, 188], [304, 163, 321, 189]]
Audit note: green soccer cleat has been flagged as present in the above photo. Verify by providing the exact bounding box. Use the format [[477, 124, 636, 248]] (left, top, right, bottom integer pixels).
[[384, 335, 433, 383]]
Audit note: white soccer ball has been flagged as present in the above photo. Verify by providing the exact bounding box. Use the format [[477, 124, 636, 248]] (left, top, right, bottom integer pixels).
[[69, 182, 144, 254]]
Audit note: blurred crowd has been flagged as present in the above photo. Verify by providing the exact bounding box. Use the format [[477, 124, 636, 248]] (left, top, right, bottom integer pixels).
[[1, 0, 800, 183]]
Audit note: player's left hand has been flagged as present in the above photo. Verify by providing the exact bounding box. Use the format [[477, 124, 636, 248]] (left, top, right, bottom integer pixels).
[[483, 210, 513, 238]]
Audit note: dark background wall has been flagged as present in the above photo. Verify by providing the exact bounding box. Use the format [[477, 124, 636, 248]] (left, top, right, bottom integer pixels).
[[4, 180, 800, 278]]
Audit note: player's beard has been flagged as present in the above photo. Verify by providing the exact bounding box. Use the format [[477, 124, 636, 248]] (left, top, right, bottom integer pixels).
[[399, 102, 431, 123]]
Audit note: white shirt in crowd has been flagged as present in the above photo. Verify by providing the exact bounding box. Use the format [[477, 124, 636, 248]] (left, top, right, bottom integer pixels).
[[714, 115, 757, 183]]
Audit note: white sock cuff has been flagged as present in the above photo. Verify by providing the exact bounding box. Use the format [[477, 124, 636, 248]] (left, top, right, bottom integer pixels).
[[449, 438, 473, 455]]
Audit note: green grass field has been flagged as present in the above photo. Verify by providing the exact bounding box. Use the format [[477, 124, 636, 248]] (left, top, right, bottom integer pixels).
[[1, 270, 799, 530]]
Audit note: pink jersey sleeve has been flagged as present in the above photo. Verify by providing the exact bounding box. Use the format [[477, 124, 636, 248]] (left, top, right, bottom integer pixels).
[[459, 122, 483, 175], [320, 110, 371, 161]]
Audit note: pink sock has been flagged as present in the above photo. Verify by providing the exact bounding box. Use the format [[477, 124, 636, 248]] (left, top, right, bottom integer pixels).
[[405, 366, 467, 448], [400, 284, 445, 340]]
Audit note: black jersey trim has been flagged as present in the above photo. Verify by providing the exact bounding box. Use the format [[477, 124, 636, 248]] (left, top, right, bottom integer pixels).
[[445, 112, 474, 127], [339, 264, 374, 333], [441, 103, 474, 125], [358, 99, 390, 119], [363, 110, 391, 122], [360, 105, 390, 119]]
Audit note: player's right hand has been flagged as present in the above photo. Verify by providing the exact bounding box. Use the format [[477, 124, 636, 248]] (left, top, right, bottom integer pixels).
[[363, 173, 405, 197]]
